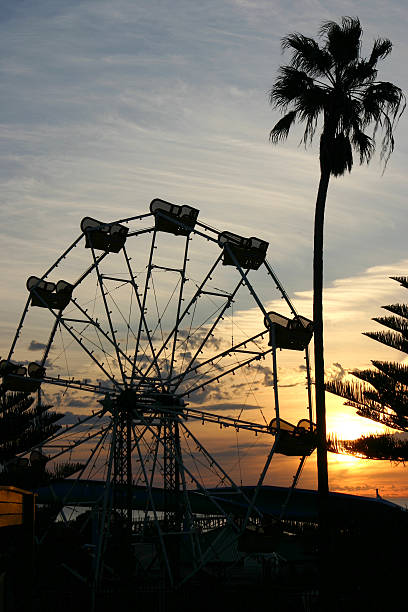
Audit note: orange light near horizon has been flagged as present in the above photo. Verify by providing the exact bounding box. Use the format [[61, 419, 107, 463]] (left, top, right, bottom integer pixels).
[[326, 395, 387, 441], [328, 452, 362, 467]]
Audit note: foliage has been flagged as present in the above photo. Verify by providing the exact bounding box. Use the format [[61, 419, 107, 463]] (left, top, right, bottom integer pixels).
[[0, 390, 82, 488], [0, 391, 61, 462], [326, 277, 408, 461], [269, 16, 405, 176], [269, 18, 405, 475], [327, 432, 408, 462]]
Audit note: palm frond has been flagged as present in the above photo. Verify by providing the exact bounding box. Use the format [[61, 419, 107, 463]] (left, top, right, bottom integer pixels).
[[269, 110, 297, 143], [320, 17, 362, 65], [269, 17, 404, 176], [357, 408, 408, 431], [281, 33, 332, 76], [0, 391, 33, 415], [352, 368, 400, 392], [296, 87, 328, 144], [369, 38, 393, 66], [343, 59, 377, 89], [351, 126, 375, 164], [325, 378, 408, 423], [362, 81, 406, 166], [269, 66, 316, 109]]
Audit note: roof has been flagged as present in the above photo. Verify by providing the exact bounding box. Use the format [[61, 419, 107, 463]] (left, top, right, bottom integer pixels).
[[35, 480, 406, 525]]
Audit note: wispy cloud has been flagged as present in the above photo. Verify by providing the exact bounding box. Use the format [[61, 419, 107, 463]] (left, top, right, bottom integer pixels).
[[0, 0, 407, 496]]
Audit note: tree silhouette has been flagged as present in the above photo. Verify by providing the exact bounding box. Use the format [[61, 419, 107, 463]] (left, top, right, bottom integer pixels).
[[268, 16, 405, 497], [0, 390, 82, 488], [327, 276, 408, 461]]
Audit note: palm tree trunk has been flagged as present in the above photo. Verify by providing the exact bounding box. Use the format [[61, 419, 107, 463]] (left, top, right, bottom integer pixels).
[[313, 166, 331, 610], [313, 167, 330, 496]]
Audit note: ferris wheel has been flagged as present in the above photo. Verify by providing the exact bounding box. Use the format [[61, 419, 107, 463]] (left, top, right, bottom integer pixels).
[[0, 199, 316, 590]]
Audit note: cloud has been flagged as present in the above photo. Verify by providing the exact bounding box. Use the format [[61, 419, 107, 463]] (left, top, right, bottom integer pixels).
[[256, 365, 274, 386], [327, 362, 347, 382], [177, 329, 223, 352], [56, 410, 110, 431], [28, 340, 47, 351], [201, 403, 263, 412], [0, 0, 407, 500], [66, 398, 93, 408], [58, 411, 89, 425], [210, 440, 273, 461], [279, 382, 301, 388]]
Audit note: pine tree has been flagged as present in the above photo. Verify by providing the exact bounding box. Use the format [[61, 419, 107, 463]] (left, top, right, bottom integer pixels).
[[326, 276, 408, 461], [0, 390, 82, 488]]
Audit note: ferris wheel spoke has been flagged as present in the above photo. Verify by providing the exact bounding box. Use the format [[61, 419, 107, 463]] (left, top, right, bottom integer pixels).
[[89, 246, 128, 388], [173, 430, 204, 572], [168, 329, 268, 388], [133, 252, 224, 390], [70, 297, 142, 376], [149, 273, 171, 373], [31, 406, 109, 452], [190, 223, 220, 244], [94, 415, 117, 590], [54, 426, 111, 507], [131, 230, 158, 383], [132, 412, 241, 533], [263, 259, 298, 317], [114, 211, 153, 226], [39, 315, 63, 369], [180, 421, 263, 518], [54, 317, 122, 389], [73, 250, 109, 289], [7, 296, 31, 362], [171, 275, 246, 391], [225, 244, 270, 320], [122, 245, 165, 387], [42, 423, 111, 463], [168, 235, 190, 380], [178, 346, 272, 399], [242, 433, 281, 530], [165, 404, 271, 435]]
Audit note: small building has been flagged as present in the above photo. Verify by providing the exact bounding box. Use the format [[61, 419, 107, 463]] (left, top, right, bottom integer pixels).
[[0, 486, 36, 611]]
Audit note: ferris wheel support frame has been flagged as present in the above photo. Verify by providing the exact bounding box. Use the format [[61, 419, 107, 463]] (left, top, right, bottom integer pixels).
[[1, 202, 317, 598]]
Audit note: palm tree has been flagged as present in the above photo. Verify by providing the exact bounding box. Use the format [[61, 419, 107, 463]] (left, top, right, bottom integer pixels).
[[268, 17, 405, 499]]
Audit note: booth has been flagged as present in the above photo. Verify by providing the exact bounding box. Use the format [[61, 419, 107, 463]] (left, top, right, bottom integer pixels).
[[264, 312, 313, 350], [269, 417, 317, 456], [0, 360, 45, 392], [218, 232, 268, 270], [26, 276, 73, 310], [81, 217, 128, 252], [150, 198, 199, 235]]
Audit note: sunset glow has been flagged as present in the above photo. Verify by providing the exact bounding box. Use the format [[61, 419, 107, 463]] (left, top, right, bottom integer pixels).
[[1, 0, 407, 503]]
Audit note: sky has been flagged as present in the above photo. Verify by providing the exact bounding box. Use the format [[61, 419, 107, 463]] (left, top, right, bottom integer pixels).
[[0, 0, 408, 500]]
